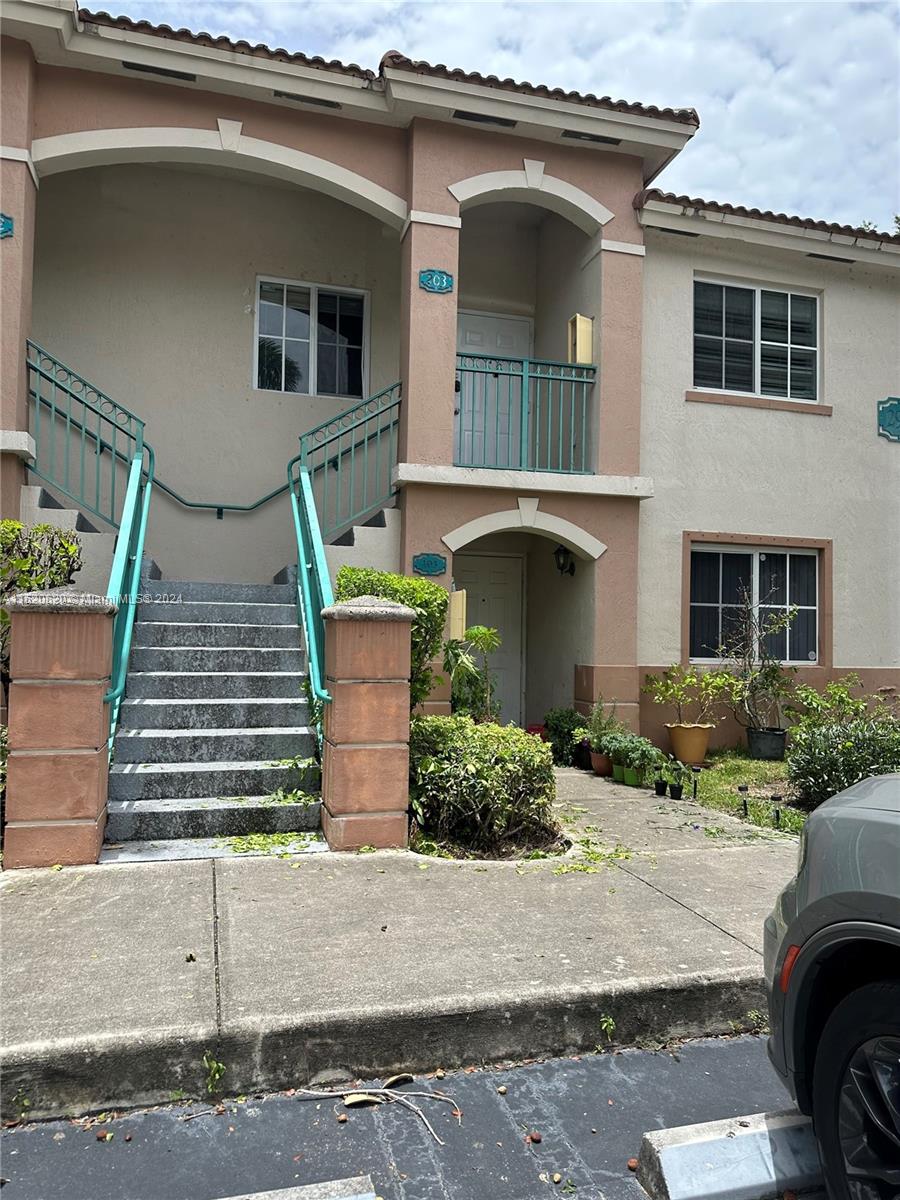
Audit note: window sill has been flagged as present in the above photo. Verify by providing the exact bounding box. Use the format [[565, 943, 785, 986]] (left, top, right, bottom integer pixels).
[[685, 390, 832, 416]]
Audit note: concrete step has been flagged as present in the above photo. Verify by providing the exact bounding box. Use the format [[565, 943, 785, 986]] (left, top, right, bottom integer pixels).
[[113, 726, 314, 764], [118, 697, 308, 729], [125, 671, 306, 700], [19, 485, 118, 592], [105, 796, 322, 841], [108, 759, 316, 801], [129, 646, 304, 672], [134, 621, 300, 648], [99, 832, 328, 864], [142, 580, 294, 604], [136, 601, 297, 626]]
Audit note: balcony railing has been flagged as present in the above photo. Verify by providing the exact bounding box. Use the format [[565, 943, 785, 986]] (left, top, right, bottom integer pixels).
[[455, 354, 596, 474]]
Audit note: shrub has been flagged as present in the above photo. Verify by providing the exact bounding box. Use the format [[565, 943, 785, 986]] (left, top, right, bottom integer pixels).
[[588, 696, 619, 753], [543, 706, 588, 766], [786, 674, 877, 730], [409, 715, 559, 855], [787, 717, 900, 812], [334, 566, 449, 707], [642, 665, 728, 725], [1, 521, 82, 696]]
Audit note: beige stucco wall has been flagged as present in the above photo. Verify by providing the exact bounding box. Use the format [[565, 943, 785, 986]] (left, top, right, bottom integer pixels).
[[638, 230, 900, 670], [458, 206, 537, 318], [534, 214, 599, 363], [31, 163, 401, 581]]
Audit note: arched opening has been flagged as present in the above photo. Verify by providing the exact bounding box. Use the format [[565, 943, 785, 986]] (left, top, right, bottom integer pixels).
[[444, 503, 604, 726], [455, 199, 600, 474]]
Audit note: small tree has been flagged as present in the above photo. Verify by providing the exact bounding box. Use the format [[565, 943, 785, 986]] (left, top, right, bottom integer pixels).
[[717, 585, 796, 729], [642, 664, 728, 725], [443, 624, 501, 722]]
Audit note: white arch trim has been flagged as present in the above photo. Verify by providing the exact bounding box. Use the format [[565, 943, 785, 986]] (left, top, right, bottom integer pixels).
[[442, 497, 607, 559], [448, 163, 613, 236], [30, 126, 409, 229]]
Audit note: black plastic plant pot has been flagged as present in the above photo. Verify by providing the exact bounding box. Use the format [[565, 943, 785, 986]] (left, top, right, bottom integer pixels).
[[668, 784, 684, 800], [654, 779, 667, 796], [747, 727, 787, 761]]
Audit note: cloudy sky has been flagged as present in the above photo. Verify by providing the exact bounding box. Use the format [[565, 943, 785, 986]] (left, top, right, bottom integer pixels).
[[114, 0, 898, 230]]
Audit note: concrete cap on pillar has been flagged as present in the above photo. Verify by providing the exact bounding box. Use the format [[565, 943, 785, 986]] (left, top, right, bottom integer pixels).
[[6, 587, 117, 614], [322, 595, 416, 622]]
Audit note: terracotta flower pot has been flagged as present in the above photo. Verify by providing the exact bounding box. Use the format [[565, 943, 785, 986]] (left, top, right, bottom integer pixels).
[[590, 750, 613, 776], [612, 763, 625, 782], [666, 723, 713, 766]]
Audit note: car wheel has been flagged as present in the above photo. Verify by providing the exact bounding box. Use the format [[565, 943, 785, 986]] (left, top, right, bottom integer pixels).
[[812, 980, 900, 1200]]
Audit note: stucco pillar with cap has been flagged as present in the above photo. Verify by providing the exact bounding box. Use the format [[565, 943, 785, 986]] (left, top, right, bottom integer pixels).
[[320, 595, 416, 850]]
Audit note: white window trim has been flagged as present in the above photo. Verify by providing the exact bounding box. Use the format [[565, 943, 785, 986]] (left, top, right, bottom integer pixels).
[[692, 275, 822, 405], [252, 274, 371, 400], [689, 543, 819, 666]]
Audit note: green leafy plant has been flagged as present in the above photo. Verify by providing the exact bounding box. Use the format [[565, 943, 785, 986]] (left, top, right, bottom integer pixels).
[[663, 757, 694, 788], [598, 1013, 616, 1044], [603, 730, 639, 766], [202, 1050, 226, 1095], [335, 566, 449, 708], [786, 717, 900, 812], [443, 624, 501, 722], [543, 706, 589, 765], [1, 520, 83, 701], [642, 664, 728, 726], [587, 697, 619, 753], [786, 674, 875, 730], [409, 715, 559, 856], [627, 738, 666, 782]]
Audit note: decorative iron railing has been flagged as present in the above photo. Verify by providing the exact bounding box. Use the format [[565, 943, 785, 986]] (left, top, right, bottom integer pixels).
[[26, 341, 148, 528], [299, 382, 401, 543], [288, 455, 334, 727], [455, 353, 596, 474]]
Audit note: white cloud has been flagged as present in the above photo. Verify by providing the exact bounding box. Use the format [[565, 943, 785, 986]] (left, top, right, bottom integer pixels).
[[112, 0, 899, 228]]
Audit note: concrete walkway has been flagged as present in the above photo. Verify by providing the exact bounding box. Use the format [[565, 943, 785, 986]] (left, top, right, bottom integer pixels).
[[0, 771, 798, 1120]]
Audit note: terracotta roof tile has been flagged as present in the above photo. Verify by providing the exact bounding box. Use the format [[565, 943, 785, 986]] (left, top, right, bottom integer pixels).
[[79, 9, 376, 79], [380, 50, 700, 126], [638, 188, 900, 245]]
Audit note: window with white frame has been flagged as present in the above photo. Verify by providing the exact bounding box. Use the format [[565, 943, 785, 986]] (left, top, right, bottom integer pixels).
[[689, 546, 818, 663], [255, 278, 366, 398], [693, 280, 819, 402]]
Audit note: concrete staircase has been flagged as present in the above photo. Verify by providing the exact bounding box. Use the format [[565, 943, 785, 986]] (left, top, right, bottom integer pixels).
[[324, 505, 401, 581], [19, 485, 117, 594], [102, 579, 324, 863]]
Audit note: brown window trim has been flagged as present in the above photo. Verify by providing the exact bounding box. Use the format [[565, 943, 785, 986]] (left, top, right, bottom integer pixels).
[[680, 531, 833, 668], [685, 390, 833, 417]]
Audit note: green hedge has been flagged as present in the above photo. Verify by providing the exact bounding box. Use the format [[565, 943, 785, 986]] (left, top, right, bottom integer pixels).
[[334, 566, 449, 707], [786, 717, 900, 812], [410, 715, 558, 855], [543, 706, 588, 766]]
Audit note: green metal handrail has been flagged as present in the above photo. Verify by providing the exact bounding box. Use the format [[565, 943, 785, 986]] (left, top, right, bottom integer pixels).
[[455, 353, 596, 474], [288, 454, 334, 725], [104, 448, 155, 747], [26, 341, 149, 528], [299, 382, 401, 542]]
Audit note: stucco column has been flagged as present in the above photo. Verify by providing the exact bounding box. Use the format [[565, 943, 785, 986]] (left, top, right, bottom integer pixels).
[[4, 590, 116, 869], [320, 595, 415, 851], [597, 250, 643, 477], [398, 221, 460, 467], [0, 39, 38, 520]]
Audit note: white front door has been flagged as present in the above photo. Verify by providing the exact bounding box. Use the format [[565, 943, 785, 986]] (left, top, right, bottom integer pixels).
[[453, 553, 524, 725], [456, 312, 533, 468]]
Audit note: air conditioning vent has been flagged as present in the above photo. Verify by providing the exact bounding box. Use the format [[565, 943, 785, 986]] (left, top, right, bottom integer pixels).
[[561, 130, 621, 145], [273, 90, 342, 110], [452, 109, 517, 128], [122, 61, 196, 82]]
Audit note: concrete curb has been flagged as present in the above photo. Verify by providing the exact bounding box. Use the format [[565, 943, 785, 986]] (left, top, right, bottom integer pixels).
[[1, 967, 766, 1121]]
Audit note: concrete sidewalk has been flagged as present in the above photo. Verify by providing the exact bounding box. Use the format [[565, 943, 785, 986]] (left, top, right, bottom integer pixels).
[[1, 772, 798, 1120]]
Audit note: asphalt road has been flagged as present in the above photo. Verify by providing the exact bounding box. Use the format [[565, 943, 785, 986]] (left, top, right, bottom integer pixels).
[[1, 1035, 792, 1200]]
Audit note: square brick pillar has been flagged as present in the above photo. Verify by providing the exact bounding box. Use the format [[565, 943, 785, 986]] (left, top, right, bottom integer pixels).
[[4, 590, 116, 868], [320, 595, 415, 851]]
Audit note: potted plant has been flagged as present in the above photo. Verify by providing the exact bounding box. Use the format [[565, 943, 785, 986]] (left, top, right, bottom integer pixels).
[[664, 758, 693, 801], [642, 665, 727, 765], [716, 588, 797, 761], [588, 696, 619, 776], [629, 738, 664, 788], [605, 731, 630, 782]]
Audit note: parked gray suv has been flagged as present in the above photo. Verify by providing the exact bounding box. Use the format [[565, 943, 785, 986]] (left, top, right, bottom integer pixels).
[[764, 773, 900, 1198]]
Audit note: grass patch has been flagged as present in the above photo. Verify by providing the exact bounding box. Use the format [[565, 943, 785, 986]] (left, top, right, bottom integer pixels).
[[695, 750, 805, 835]]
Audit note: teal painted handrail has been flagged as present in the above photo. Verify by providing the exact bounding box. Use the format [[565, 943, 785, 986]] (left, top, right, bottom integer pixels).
[[26, 340, 148, 528], [299, 382, 401, 543], [288, 454, 334, 727], [455, 353, 596, 474], [104, 448, 155, 747]]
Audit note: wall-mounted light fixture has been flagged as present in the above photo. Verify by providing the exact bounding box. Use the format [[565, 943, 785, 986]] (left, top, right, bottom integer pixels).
[[554, 544, 576, 577]]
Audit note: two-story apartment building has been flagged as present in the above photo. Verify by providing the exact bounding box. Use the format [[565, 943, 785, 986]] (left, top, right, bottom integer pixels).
[[2, 0, 898, 753]]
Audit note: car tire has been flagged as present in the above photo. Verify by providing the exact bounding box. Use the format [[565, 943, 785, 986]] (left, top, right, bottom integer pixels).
[[811, 979, 900, 1200]]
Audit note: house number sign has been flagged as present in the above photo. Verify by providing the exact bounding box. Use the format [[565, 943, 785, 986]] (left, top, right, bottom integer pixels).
[[0, 214, 13, 239], [412, 552, 447, 576], [877, 397, 900, 443], [419, 269, 453, 294]]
